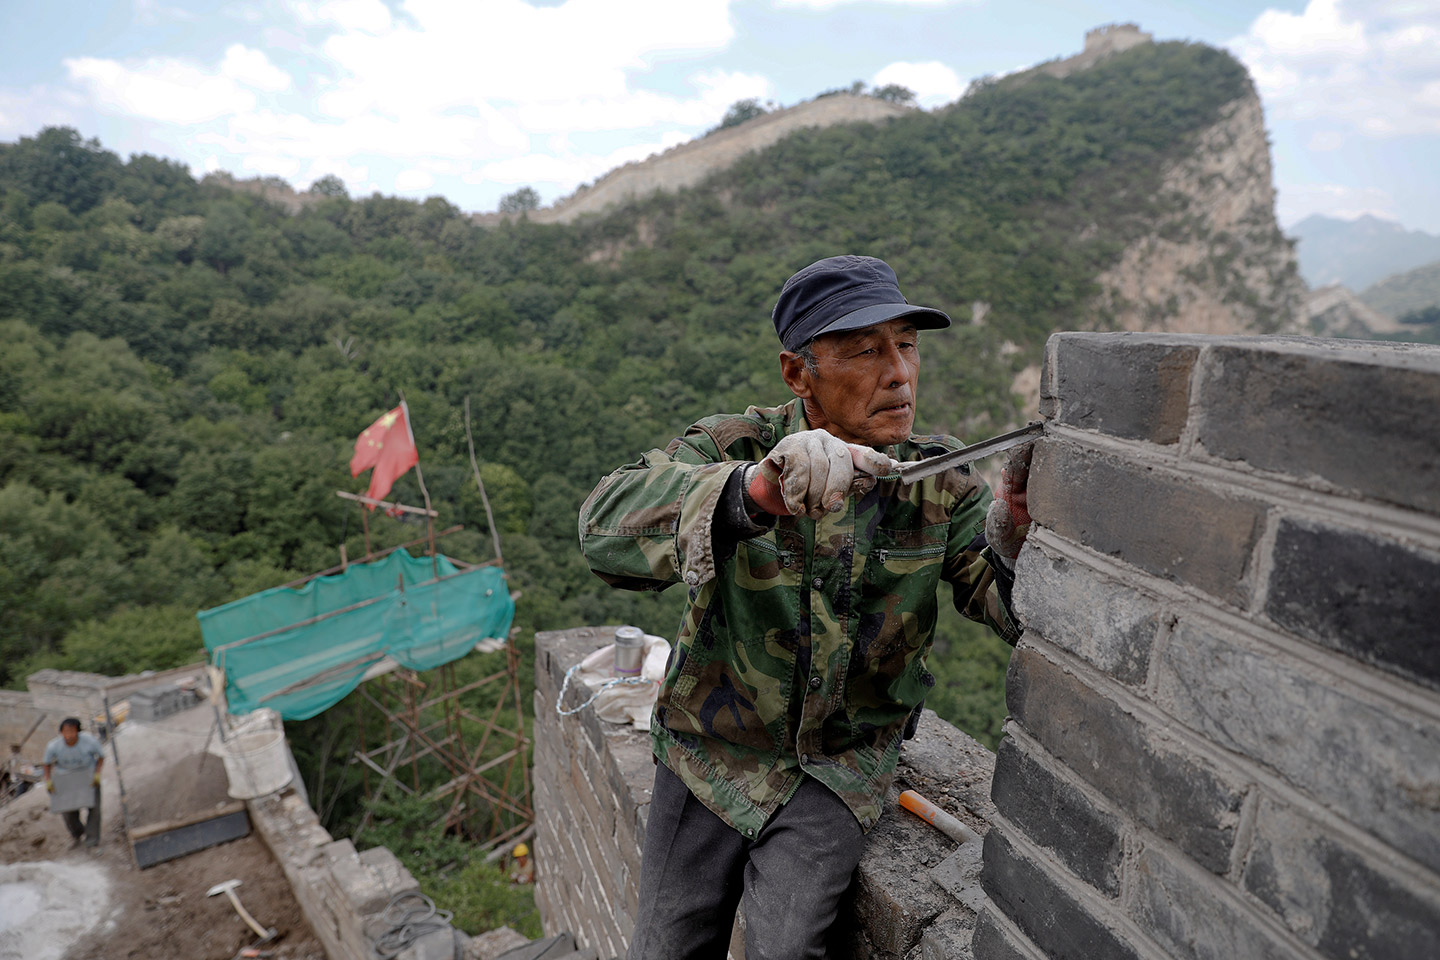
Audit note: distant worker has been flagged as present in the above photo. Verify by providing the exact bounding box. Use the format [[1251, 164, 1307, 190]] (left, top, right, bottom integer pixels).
[[43, 717, 105, 848], [580, 255, 1032, 958], [509, 842, 534, 884]]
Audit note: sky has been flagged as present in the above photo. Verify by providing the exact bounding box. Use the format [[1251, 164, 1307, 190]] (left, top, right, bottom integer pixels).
[[1, 0, 1436, 233]]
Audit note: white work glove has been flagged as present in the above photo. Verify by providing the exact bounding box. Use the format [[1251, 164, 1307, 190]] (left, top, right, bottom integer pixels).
[[984, 443, 1034, 569], [744, 429, 901, 520]]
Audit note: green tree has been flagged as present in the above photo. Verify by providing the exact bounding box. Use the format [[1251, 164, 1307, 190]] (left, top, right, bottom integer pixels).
[[717, 98, 769, 130], [310, 173, 350, 199], [0, 126, 120, 214], [498, 187, 540, 214], [872, 83, 918, 106]]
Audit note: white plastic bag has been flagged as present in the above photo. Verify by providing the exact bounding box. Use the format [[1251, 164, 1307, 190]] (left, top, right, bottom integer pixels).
[[569, 632, 671, 730]]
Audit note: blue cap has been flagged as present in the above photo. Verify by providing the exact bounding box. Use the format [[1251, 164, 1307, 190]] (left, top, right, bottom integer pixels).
[[772, 255, 950, 352]]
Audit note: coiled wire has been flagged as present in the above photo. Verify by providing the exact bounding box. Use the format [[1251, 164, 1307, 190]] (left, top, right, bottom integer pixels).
[[370, 891, 455, 959]]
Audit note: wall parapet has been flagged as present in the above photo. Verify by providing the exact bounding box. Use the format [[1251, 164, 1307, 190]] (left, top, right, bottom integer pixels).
[[983, 332, 1440, 960], [476, 95, 908, 228], [532, 626, 1001, 959], [249, 766, 466, 960]]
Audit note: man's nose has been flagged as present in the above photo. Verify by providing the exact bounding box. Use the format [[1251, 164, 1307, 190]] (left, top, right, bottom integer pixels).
[[877, 342, 908, 386]]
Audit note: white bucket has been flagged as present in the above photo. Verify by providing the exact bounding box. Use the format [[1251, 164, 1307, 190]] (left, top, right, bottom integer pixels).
[[219, 730, 293, 799]]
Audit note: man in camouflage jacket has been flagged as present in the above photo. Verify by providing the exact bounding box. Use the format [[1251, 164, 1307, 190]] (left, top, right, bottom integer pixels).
[[580, 255, 1030, 959]]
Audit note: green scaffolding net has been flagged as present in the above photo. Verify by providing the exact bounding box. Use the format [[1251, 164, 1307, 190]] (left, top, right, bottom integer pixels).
[[198, 551, 514, 720]]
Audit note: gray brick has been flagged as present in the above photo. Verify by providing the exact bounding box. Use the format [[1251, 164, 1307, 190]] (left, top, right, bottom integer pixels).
[[981, 827, 1144, 960], [1013, 542, 1161, 685], [1192, 339, 1440, 514], [1242, 796, 1440, 960], [396, 928, 460, 960], [1131, 845, 1294, 960], [847, 808, 953, 954], [1155, 620, 1440, 873], [1264, 516, 1440, 692], [927, 837, 986, 913], [972, 907, 1044, 960], [1045, 333, 1200, 444], [991, 738, 1124, 896], [1028, 439, 1267, 607], [917, 905, 974, 960], [1008, 644, 1244, 873]]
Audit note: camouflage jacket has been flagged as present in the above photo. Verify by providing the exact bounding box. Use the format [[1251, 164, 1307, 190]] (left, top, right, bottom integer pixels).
[[579, 399, 1019, 837]]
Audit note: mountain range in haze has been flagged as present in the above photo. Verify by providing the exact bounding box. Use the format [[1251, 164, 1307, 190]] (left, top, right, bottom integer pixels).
[[1291, 214, 1440, 293]]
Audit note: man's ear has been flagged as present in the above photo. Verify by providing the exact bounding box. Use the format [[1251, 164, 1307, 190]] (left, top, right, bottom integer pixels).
[[779, 351, 814, 398]]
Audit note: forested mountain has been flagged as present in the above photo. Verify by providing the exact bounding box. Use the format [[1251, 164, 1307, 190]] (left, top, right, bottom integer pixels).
[[2, 41, 1260, 746]]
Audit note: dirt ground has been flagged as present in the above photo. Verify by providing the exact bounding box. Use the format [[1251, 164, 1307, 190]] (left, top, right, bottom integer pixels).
[[0, 762, 325, 960]]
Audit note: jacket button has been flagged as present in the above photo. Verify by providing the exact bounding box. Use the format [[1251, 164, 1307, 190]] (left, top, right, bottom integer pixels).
[[684, 570, 699, 585], [801, 753, 810, 765], [808, 676, 822, 690], [812, 577, 824, 589]]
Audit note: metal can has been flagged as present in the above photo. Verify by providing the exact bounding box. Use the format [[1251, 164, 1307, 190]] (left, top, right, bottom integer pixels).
[[613, 626, 645, 677]]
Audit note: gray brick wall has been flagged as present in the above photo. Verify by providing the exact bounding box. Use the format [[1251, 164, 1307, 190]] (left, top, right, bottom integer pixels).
[[987, 332, 1440, 960], [249, 761, 463, 960]]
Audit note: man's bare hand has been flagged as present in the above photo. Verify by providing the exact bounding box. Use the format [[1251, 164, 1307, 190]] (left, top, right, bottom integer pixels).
[[747, 430, 901, 519]]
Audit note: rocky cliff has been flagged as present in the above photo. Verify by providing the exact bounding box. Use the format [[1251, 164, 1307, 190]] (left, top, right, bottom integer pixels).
[[1090, 92, 1305, 336]]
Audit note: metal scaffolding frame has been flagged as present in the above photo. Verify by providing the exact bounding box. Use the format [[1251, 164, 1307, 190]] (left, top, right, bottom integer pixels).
[[349, 641, 533, 846]]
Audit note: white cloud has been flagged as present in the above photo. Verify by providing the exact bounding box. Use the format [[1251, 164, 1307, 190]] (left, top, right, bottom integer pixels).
[[1307, 130, 1344, 151], [394, 168, 435, 192], [292, 0, 393, 34], [1229, 0, 1440, 137], [872, 61, 963, 108], [64, 55, 260, 124], [1277, 182, 1396, 227], [50, 0, 759, 210], [0, 86, 82, 138], [220, 44, 291, 92]]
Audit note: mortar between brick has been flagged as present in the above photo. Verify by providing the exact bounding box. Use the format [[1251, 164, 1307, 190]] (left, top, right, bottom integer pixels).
[[989, 813, 1173, 960], [1027, 527, 1440, 724], [1044, 424, 1440, 548], [1228, 787, 1262, 882], [1121, 821, 1329, 960], [1246, 508, 1283, 619], [976, 903, 1054, 960], [1022, 595, 1440, 894]]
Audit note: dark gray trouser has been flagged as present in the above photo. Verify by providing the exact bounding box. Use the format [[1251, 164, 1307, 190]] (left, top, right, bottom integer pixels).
[[628, 763, 865, 960], [62, 799, 101, 846]]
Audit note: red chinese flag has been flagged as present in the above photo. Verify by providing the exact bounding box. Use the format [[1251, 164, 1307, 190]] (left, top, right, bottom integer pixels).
[[350, 402, 419, 507]]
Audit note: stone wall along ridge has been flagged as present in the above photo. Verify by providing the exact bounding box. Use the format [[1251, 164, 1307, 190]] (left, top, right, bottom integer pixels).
[[983, 331, 1440, 960], [248, 757, 465, 960], [475, 95, 908, 228]]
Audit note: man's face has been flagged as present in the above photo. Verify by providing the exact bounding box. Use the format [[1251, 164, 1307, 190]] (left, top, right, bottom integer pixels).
[[61, 725, 79, 746], [781, 319, 921, 447]]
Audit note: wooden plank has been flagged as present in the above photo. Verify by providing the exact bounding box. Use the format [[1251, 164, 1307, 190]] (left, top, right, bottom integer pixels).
[[128, 800, 248, 840], [132, 809, 251, 869], [335, 490, 439, 517]]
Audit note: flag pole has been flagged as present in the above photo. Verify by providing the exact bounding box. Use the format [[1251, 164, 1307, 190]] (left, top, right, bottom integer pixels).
[[464, 396, 504, 565], [398, 394, 439, 579]]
